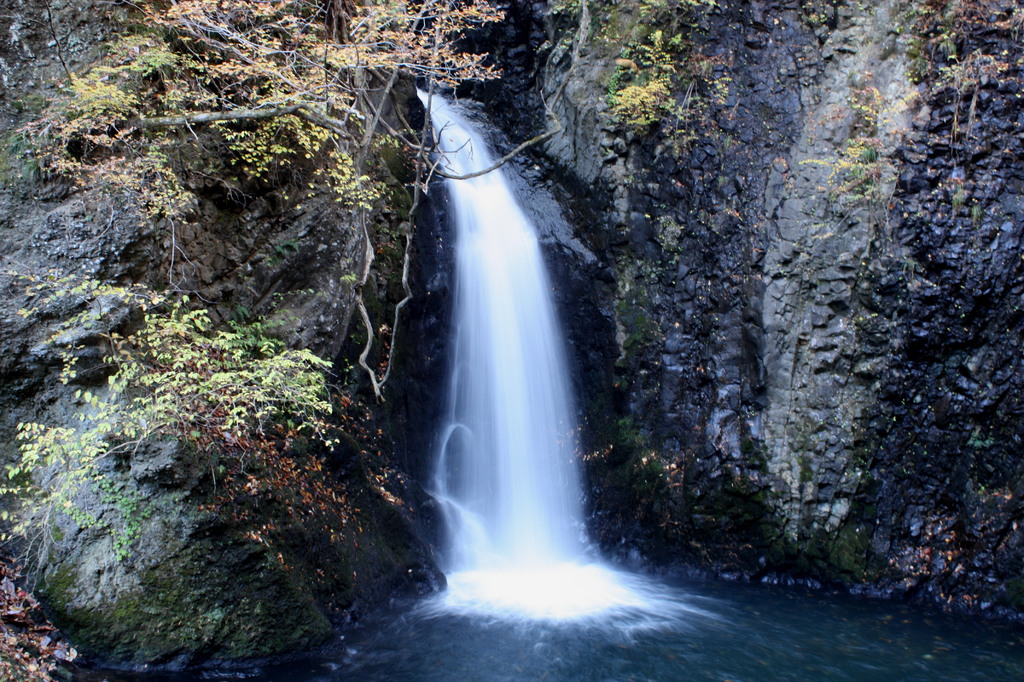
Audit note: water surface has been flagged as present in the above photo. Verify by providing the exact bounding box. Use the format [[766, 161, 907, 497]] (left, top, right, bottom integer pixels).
[[76, 577, 1024, 682]]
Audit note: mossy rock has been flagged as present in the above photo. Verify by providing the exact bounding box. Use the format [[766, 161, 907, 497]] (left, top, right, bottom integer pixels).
[[33, 431, 439, 667], [41, 535, 332, 665], [1004, 578, 1024, 611]]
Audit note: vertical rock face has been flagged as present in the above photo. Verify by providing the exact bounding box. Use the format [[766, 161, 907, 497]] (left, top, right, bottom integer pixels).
[[866, 1, 1024, 610], [759, 0, 914, 558], [0, 0, 441, 666], [476, 0, 1024, 617]]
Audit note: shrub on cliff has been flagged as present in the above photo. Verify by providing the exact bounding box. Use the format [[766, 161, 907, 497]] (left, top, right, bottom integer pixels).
[[22, 0, 502, 218], [3, 273, 334, 563]]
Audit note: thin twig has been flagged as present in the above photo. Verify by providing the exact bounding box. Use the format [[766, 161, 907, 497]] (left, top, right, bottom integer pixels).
[[44, 0, 72, 80]]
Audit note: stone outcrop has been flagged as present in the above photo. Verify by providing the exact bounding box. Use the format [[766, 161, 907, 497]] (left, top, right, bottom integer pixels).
[[473, 0, 1024, 618], [0, 0, 440, 666]]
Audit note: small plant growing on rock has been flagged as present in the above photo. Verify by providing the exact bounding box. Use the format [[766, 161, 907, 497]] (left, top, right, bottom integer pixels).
[[603, 0, 730, 143], [3, 271, 336, 562], [803, 85, 915, 211], [607, 30, 677, 128]]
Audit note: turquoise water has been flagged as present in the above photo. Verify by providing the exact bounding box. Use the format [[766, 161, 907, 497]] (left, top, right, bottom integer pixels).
[[75, 577, 1024, 681]]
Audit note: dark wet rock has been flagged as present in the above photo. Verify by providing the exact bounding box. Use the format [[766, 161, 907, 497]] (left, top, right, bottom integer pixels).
[[467, 0, 1024, 620]]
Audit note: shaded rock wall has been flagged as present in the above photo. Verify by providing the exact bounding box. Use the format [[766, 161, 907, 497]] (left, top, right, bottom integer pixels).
[[475, 0, 1024, 618], [864, 0, 1024, 611], [0, 0, 441, 666]]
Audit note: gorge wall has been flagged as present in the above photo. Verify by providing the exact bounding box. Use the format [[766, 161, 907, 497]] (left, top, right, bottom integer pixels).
[[0, 0, 440, 667], [474, 0, 1024, 618]]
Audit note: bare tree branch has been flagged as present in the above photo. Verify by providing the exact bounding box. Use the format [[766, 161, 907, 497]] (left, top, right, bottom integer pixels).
[[134, 104, 362, 136], [423, 0, 591, 181], [43, 0, 72, 80], [354, 208, 381, 399], [430, 127, 561, 181]]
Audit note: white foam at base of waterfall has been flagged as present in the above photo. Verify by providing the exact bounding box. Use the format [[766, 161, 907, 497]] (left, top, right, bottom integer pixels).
[[419, 563, 717, 629], [439, 564, 658, 620]]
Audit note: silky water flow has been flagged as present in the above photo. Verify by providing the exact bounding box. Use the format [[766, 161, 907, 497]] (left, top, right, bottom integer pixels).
[[419, 92, 700, 624]]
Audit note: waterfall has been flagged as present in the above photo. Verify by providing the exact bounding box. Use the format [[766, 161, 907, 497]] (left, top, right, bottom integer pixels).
[[426, 93, 583, 569], [421, 92, 663, 621]]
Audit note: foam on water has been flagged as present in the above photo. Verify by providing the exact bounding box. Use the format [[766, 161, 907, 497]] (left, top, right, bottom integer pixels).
[[447, 564, 646, 619]]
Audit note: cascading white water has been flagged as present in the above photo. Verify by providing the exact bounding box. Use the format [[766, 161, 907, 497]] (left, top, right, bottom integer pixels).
[[426, 93, 583, 570], [420, 92, 687, 622]]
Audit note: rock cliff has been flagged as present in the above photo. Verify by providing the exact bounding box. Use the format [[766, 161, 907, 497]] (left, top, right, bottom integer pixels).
[[473, 0, 1024, 618], [1, 0, 440, 667]]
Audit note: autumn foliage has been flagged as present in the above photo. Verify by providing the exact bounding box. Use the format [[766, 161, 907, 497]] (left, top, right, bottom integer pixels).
[[23, 0, 503, 218], [2, 273, 338, 563], [0, 554, 76, 681]]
